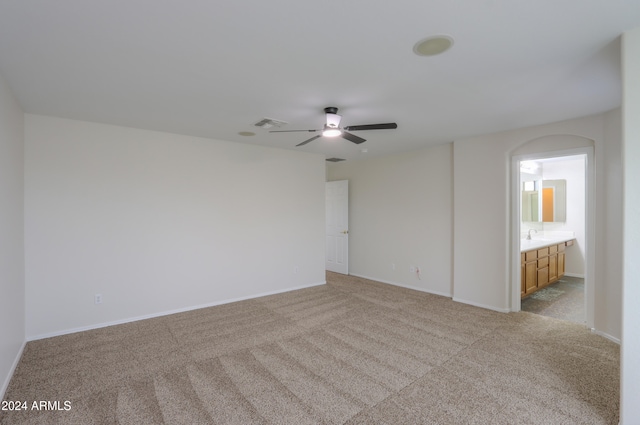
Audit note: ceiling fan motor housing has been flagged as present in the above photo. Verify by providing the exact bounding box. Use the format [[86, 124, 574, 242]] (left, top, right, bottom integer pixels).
[[324, 106, 339, 115], [324, 106, 341, 128]]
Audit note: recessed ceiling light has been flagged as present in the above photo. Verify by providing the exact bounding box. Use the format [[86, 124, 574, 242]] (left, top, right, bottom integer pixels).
[[238, 131, 256, 136], [413, 35, 454, 57]]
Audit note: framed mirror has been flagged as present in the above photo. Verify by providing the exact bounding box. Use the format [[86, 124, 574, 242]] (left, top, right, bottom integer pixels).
[[521, 179, 566, 223]]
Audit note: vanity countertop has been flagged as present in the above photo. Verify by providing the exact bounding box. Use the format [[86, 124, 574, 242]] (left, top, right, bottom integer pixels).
[[520, 236, 575, 252]]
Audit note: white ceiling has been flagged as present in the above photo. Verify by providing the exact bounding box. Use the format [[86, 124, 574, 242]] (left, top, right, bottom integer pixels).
[[0, 1, 639, 161]]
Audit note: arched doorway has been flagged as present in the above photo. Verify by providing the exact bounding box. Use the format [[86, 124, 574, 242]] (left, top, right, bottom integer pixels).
[[510, 136, 595, 329]]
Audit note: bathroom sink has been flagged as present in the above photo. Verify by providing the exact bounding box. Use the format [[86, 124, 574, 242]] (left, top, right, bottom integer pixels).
[[520, 239, 540, 249], [520, 239, 552, 251], [520, 236, 573, 251]]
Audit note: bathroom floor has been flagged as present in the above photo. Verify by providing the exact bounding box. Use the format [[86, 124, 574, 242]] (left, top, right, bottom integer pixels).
[[521, 276, 585, 324]]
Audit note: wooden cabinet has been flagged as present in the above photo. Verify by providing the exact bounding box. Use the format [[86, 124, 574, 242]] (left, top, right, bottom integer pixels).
[[537, 266, 549, 288], [524, 260, 537, 294], [548, 244, 558, 282], [521, 253, 526, 297], [548, 253, 558, 282], [521, 239, 574, 299], [557, 242, 567, 276], [523, 248, 540, 296]]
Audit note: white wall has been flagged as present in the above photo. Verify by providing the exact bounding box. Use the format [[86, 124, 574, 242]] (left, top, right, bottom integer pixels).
[[327, 143, 453, 296], [453, 130, 514, 312], [24, 115, 326, 339], [598, 108, 623, 348], [453, 113, 623, 340], [621, 27, 640, 424], [0, 73, 25, 398]]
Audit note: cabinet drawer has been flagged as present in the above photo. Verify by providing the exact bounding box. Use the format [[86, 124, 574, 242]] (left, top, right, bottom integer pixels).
[[558, 243, 566, 252], [525, 250, 537, 261], [549, 244, 558, 254], [537, 247, 549, 257], [538, 256, 549, 268], [566, 239, 574, 247]]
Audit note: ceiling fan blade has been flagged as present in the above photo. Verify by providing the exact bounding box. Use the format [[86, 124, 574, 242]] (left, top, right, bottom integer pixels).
[[343, 123, 397, 131], [270, 129, 319, 133], [296, 135, 322, 146], [340, 131, 366, 144]]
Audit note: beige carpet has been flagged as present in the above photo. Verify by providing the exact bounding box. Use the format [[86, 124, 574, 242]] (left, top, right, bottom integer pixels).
[[1, 272, 619, 424]]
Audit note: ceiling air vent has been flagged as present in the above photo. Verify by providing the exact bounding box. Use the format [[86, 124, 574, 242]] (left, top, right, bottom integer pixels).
[[254, 118, 288, 129], [326, 158, 346, 162]]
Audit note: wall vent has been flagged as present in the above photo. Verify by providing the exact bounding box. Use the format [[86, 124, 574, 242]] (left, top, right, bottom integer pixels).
[[254, 118, 288, 129], [326, 158, 346, 162]]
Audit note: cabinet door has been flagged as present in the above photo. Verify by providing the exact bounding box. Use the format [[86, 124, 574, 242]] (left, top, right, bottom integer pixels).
[[525, 261, 538, 294], [538, 267, 549, 288], [558, 252, 565, 277], [521, 253, 526, 296], [548, 254, 558, 282]]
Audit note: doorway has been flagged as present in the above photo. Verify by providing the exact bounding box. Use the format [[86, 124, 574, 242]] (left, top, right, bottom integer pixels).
[[511, 147, 595, 329], [325, 180, 349, 274]]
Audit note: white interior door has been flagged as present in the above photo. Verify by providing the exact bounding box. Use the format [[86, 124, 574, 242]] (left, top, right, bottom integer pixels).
[[326, 180, 348, 274]]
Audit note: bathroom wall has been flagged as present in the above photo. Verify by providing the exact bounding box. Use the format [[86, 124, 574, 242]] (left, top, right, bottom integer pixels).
[[541, 157, 586, 276]]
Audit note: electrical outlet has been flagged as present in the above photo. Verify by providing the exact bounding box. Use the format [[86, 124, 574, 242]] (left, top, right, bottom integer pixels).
[[94, 294, 102, 305], [293, 266, 299, 274]]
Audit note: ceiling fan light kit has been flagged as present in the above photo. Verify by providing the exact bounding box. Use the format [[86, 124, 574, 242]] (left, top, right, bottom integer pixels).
[[322, 125, 342, 137], [323, 107, 342, 137], [270, 106, 397, 147]]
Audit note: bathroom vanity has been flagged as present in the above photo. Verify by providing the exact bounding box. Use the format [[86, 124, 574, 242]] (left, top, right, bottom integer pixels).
[[521, 238, 575, 298]]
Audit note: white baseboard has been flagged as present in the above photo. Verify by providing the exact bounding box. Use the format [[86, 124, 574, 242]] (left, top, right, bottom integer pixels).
[[1, 340, 26, 400], [350, 274, 525, 314], [452, 297, 511, 313], [591, 328, 621, 345], [27, 281, 326, 342], [563, 272, 585, 278], [348, 273, 453, 298]]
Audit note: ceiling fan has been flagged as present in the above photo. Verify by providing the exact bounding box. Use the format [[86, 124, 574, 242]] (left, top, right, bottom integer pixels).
[[270, 107, 397, 146]]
